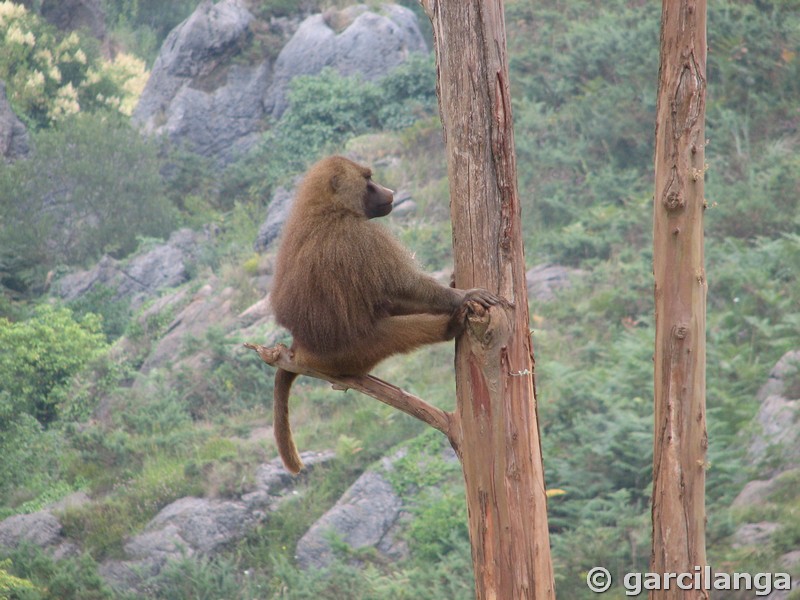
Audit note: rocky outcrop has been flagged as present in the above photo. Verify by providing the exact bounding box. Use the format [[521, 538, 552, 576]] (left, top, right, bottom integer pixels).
[[0, 493, 89, 560], [731, 521, 780, 549], [729, 353, 800, 593], [54, 228, 208, 311], [0, 452, 338, 595], [133, 0, 263, 162], [99, 451, 334, 594], [137, 279, 237, 374], [748, 349, 800, 473], [0, 512, 63, 549], [0, 81, 30, 161], [296, 470, 403, 569], [265, 4, 427, 119], [254, 185, 296, 251], [133, 2, 427, 162]]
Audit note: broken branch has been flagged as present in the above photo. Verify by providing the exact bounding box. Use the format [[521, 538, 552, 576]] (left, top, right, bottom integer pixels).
[[243, 343, 453, 437]]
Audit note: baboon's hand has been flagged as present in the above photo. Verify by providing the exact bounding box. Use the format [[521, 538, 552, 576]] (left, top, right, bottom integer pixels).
[[462, 288, 500, 308]]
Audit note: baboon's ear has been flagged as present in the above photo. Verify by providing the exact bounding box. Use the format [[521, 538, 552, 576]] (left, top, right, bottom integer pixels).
[[329, 174, 340, 192]]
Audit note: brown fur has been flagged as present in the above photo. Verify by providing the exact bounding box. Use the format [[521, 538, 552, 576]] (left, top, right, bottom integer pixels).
[[269, 156, 498, 473]]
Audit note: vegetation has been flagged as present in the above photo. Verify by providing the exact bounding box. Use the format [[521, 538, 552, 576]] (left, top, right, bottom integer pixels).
[[0, 1, 146, 127], [0, 114, 176, 294], [0, 0, 798, 598]]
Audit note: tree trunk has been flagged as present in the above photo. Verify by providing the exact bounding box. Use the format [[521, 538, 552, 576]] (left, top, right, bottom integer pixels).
[[422, 2, 555, 598], [651, 1, 708, 598]]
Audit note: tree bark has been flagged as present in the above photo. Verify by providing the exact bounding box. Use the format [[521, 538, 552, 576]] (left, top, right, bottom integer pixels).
[[422, 2, 555, 598], [651, 1, 708, 598]]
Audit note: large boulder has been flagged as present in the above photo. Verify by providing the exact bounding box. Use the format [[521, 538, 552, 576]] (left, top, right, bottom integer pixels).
[[0, 81, 30, 161], [748, 349, 800, 473], [100, 451, 334, 594], [133, 0, 265, 162], [265, 4, 427, 119], [295, 470, 403, 569], [731, 521, 781, 549], [133, 3, 428, 162], [54, 228, 207, 311], [0, 512, 63, 550], [0, 494, 89, 560]]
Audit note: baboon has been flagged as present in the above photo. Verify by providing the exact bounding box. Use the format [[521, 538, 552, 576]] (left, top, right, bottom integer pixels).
[[270, 155, 498, 473]]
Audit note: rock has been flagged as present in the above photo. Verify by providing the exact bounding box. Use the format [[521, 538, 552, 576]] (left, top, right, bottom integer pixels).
[[0, 81, 30, 161], [732, 521, 780, 549], [133, 0, 265, 163], [0, 512, 62, 549], [99, 451, 334, 593], [732, 478, 778, 509], [295, 470, 403, 569], [254, 185, 296, 251], [156, 61, 271, 163], [757, 350, 800, 402], [0, 509, 80, 561], [748, 350, 800, 473], [781, 550, 800, 570], [265, 4, 427, 119], [138, 279, 237, 374], [54, 228, 206, 311], [134, 3, 426, 161], [242, 450, 336, 510], [238, 297, 272, 324], [100, 524, 193, 593], [526, 264, 584, 302], [143, 497, 257, 555]]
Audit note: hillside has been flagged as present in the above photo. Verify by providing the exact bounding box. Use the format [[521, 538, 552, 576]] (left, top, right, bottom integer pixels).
[[1, 0, 799, 598]]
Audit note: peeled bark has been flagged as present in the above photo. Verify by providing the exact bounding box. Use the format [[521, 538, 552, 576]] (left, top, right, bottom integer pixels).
[[422, 1, 555, 598], [651, 1, 708, 598]]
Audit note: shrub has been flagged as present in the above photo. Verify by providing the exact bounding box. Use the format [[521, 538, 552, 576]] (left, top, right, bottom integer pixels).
[[0, 304, 107, 425], [0, 558, 37, 598], [0, 114, 176, 291], [0, 412, 68, 509], [1, 546, 111, 600], [0, 2, 146, 127]]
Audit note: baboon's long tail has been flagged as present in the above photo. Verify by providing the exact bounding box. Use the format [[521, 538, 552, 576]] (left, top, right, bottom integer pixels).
[[273, 368, 303, 474]]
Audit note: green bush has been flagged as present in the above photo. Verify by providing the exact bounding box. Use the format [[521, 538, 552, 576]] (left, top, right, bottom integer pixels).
[[67, 285, 131, 342], [277, 54, 437, 159], [0, 304, 106, 425], [1, 546, 111, 600], [0, 412, 69, 510], [0, 558, 38, 599], [0, 114, 176, 292], [276, 67, 384, 161]]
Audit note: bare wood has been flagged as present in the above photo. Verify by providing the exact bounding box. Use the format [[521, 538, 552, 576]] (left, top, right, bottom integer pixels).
[[244, 343, 452, 436], [651, 1, 708, 597], [423, 1, 555, 598]]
